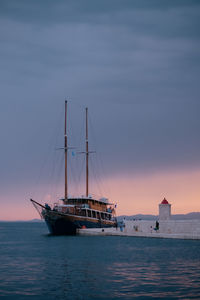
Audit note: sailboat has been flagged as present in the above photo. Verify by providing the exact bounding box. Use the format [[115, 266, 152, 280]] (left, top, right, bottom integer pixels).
[[30, 101, 117, 235]]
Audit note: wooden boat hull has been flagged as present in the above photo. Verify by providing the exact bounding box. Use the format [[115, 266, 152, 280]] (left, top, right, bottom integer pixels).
[[30, 199, 116, 235], [43, 209, 116, 235]]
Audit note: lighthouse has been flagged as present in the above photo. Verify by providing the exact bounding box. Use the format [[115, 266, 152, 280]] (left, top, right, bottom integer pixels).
[[159, 198, 171, 220]]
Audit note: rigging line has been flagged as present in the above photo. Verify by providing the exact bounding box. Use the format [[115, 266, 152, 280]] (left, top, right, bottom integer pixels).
[[77, 154, 84, 195], [90, 147, 110, 197], [88, 113, 110, 196], [65, 103, 85, 196], [68, 152, 78, 196], [47, 103, 67, 203], [32, 104, 64, 201], [52, 103, 65, 153], [70, 151, 84, 197], [67, 110, 85, 196], [73, 108, 85, 153], [94, 149, 111, 196], [52, 152, 64, 202], [77, 155, 87, 196], [89, 156, 104, 198], [57, 153, 65, 198], [47, 143, 63, 202], [47, 149, 59, 202]]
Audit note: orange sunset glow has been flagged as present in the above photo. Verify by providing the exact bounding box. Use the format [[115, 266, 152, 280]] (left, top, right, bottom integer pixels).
[[1, 167, 199, 221], [108, 168, 200, 215]]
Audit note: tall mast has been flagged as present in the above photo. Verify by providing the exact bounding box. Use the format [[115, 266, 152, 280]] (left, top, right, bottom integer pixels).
[[86, 107, 89, 197], [64, 100, 68, 202]]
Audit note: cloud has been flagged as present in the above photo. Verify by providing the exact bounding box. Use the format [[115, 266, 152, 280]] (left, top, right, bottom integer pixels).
[[0, 1, 200, 216]]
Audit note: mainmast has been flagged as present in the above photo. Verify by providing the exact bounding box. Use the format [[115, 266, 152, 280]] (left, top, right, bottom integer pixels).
[[64, 100, 68, 202], [86, 107, 89, 197]]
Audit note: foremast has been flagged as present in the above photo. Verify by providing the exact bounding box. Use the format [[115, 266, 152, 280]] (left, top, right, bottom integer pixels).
[[64, 100, 68, 203]]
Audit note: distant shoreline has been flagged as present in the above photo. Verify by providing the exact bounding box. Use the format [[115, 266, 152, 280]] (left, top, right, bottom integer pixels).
[[0, 219, 44, 222], [1, 212, 200, 222]]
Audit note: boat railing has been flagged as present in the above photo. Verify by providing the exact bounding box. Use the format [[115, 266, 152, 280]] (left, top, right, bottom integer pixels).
[[49, 205, 114, 220]]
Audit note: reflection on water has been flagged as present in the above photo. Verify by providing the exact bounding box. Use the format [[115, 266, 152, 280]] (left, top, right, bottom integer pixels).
[[108, 261, 200, 298], [0, 222, 200, 299]]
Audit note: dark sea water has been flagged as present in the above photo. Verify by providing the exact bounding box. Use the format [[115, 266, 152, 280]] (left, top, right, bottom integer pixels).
[[0, 222, 200, 300]]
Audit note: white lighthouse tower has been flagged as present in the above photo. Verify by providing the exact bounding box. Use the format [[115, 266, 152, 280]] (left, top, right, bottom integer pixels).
[[159, 198, 171, 220]]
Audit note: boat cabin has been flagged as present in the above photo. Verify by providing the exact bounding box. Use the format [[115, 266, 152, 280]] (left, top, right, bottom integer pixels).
[[53, 197, 114, 220]]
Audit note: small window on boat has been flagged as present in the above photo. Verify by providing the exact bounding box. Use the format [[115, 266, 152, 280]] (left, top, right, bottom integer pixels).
[[97, 212, 100, 219], [82, 209, 86, 216], [101, 212, 104, 219], [88, 210, 91, 217], [92, 211, 96, 218]]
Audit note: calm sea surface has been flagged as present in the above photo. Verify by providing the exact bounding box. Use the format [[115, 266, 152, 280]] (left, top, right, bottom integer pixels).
[[0, 222, 200, 300]]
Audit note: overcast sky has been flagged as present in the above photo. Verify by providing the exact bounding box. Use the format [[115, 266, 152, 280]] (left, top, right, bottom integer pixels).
[[0, 0, 200, 219]]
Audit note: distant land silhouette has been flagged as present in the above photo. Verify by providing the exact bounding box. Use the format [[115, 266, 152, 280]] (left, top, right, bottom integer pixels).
[[117, 212, 200, 221], [0, 219, 43, 222], [1, 213, 200, 222]]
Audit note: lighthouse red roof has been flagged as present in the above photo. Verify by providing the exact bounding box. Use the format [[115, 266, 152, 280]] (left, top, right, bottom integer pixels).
[[161, 198, 169, 204]]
